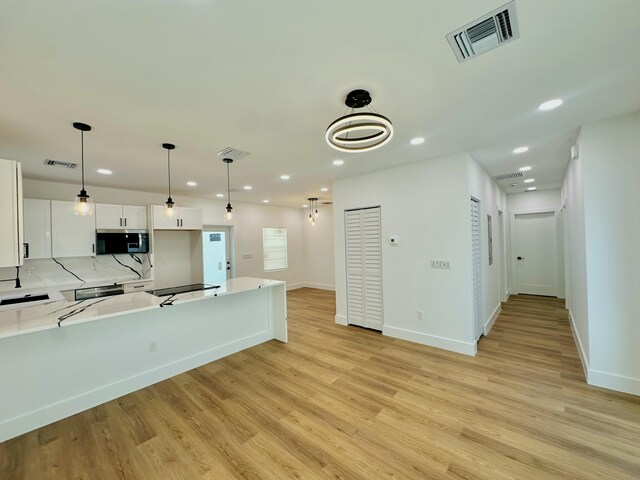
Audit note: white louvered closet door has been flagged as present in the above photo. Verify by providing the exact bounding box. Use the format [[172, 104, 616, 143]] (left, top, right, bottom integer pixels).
[[471, 198, 483, 339], [345, 207, 383, 331]]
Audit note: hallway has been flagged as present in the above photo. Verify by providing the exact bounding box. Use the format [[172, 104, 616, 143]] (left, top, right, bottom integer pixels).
[[1, 289, 639, 479]]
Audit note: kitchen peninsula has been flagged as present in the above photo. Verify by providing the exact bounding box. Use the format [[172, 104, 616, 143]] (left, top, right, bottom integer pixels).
[[0, 277, 287, 442]]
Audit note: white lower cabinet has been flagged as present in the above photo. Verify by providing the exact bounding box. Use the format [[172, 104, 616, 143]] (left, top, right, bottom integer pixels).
[[23, 199, 52, 259], [151, 205, 202, 230], [51, 201, 96, 257]]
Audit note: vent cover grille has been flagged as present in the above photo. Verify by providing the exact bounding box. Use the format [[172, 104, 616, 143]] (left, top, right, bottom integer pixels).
[[44, 159, 78, 169], [447, 1, 519, 62], [216, 147, 251, 161], [494, 171, 524, 181]]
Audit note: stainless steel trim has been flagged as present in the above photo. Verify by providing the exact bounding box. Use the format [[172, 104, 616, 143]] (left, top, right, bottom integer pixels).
[[96, 229, 148, 234]]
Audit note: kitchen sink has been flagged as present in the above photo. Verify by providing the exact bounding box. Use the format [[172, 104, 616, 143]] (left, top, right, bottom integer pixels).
[[0, 293, 50, 306]]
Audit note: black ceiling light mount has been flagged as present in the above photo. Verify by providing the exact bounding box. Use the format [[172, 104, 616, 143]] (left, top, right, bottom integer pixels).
[[325, 89, 394, 153], [163, 143, 176, 218], [223, 158, 234, 221], [73, 122, 93, 216]]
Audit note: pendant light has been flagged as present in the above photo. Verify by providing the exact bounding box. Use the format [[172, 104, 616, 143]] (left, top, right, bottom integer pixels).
[[326, 89, 393, 153], [73, 122, 93, 216], [163, 143, 176, 218], [307, 198, 318, 226], [223, 158, 234, 221]]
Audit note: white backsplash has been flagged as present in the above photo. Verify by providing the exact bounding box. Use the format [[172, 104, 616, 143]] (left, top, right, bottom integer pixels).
[[0, 255, 153, 294]]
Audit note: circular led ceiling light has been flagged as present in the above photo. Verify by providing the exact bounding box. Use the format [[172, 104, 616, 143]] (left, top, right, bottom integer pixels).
[[325, 89, 393, 153]]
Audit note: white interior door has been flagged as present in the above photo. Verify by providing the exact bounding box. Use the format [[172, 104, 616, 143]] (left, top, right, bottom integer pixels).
[[471, 198, 483, 339], [513, 212, 557, 296], [202, 227, 231, 285], [345, 207, 383, 331]]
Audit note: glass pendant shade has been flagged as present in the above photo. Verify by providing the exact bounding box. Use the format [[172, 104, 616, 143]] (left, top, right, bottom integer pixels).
[[73, 122, 92, 215], [163, 143, 176, 218], [74, 190, 92, 216], [165, 197, 175, 218], [223, 158, 234, 221], [225, 204, 233, 221]]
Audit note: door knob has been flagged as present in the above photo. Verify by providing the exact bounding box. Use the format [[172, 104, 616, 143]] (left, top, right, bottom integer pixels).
[[517, 256, 525, 260]]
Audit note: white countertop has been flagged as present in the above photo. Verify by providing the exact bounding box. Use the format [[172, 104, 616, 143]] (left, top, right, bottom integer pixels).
[[0, 277, 285, 340]]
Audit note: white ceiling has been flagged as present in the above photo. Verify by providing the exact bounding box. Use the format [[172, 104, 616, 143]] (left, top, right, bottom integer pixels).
[[1, 0, 639, 207]]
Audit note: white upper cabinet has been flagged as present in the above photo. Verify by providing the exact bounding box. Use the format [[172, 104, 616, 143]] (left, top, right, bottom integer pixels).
[[96, 204, 148, 230], [151, 205, 202, 230], [0, 159, 23, 267], [51, 200, 96, 258], [23, 199, 52, 259]]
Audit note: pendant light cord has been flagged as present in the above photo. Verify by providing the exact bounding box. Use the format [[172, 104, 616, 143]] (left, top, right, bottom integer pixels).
[[167, 149, 172, 198], [80, 130, 85, 191], [226, 161, 231, 204]]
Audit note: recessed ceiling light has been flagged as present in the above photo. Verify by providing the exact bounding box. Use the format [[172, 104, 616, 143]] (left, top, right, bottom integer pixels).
[[280, 175, 290, 180], [513, 146, 529, 154], [320, 187, 328, 192], [519, 166, 532, 172], [97, 168, 112, 175], [526, 187, 537, 191], [333, 159, 344, 166], [410, 137, 425, 145], [524, 178, 535, 183], [262, 199, 270, 203], [216, 193, 224, 198], [538, 99, 563, 111], [243, 185, 252, 190], [510, 183, 518, 187], [302, 204, 308, 208], [186, 181, 197, 187]]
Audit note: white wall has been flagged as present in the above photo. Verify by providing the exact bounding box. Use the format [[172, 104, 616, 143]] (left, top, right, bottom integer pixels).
[[467, 157, 508, 334], [506, 188, 565, 299], [333, 153, 477, 355], [23, 179, 307, 288], [302, 204, 335, 290], [563, 111, 640, 395]]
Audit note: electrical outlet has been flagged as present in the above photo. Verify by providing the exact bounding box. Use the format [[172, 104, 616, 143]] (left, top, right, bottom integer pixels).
[[416, 310, 423, 321], [149, 340, 158, 353]]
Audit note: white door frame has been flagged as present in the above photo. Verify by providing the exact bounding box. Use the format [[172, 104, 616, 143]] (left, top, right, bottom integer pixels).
[[470, 197, 483, 340], [203, 224, 235, 279], [497, 209, 508, 302], [509, 208, 561, 296]]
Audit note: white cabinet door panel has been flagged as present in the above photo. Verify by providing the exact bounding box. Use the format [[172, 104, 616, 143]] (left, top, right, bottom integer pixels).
[[23, 199, 52, 259], [152, 205, 177, 230], [179, 207, 202, 230], [123, 205, 147, 229], [95, 204, 124, 229], [51, 201, 96, 257]]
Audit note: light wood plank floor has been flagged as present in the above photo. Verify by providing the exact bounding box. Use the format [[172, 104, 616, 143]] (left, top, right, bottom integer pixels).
[[1, 289, 639, 479]]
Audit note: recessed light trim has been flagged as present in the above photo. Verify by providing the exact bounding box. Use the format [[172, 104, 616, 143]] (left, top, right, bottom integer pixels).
[[538, 98, 563, 111], [519, 166, 532, 172], [280, 175, 290, 180], [524, 178, 535, 183], [410, 137, 425, 145], [216, 193, 224, 198], [97, 168, 112, 175], [186, 181, 197, 187], [526, 186, 537, 191], [243, 185, 252, 190], [320, 187, 328, 192], [262, 200, 270, 203], [513, 146, 529, 154], [332, 159, 344, 166], [302, 204, 308, 208]]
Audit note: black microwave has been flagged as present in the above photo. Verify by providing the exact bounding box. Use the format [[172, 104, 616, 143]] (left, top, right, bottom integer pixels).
[[95, 230, 149, 255]]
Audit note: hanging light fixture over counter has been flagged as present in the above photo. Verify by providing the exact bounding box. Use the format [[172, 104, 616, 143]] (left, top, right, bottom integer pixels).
[[307, 197, 318, 226], [72, 122, 93, 216], [325, 89, 393, 153], [223, 158, 234, 221], [162, 143, 176, 218]]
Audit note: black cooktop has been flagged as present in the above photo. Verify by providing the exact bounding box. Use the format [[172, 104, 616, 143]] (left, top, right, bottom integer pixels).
[[148, 283, 219, 297]]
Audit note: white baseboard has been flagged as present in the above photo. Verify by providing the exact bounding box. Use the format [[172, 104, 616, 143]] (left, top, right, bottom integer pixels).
[[335, 314, 347, 326], [484, 303, 501, 335], [383, 326, 476, 356], [569, 310, 589, 380], [588, 369, 640, 396], [304, 283, 335, 291], [0, 331, 271, 443], [287, 282, 335, 291]]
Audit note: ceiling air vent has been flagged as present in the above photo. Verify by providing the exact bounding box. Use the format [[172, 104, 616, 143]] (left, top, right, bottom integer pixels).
[[494, 171, 523, 181], [44, 159, 78, 169], [216, 147, 251, 161], [446, 1, 519, 63]]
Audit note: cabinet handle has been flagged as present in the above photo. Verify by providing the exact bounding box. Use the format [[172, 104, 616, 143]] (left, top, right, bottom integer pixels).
[[176, 218, 180, 228], [119, 218, 122, 227], [23, 243, 29, 259], [92, 244, 95, 253], [180, 219, 183, 227], [124, 218, 127, 227]]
